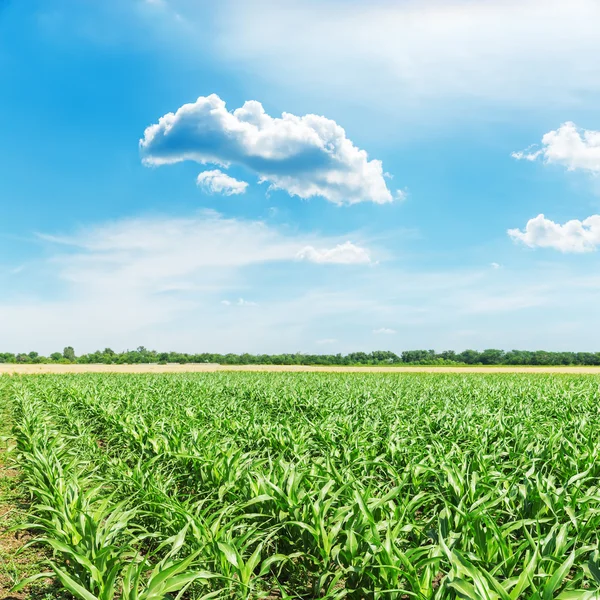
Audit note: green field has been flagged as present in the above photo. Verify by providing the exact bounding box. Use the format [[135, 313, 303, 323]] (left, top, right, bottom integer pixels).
[[4, 373, 600, 599]]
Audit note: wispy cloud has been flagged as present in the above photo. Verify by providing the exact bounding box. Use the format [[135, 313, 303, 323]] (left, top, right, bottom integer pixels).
[[7, 212, 600, 353], [221, 298, 257, 306], [373, 327, 396, 335], [296, 242, 372, 265], [217, 0, 600, 109], [511, 147, 543, 162], [0, 211, 385, 352]]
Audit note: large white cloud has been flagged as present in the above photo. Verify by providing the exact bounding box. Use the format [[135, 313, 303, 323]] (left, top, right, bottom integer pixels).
[[296, 241, 372, 264], [140, 94, 395, 205], [512, 122, 600, 172], [508, 213, 600, 252], [197, 169, 248, 195]]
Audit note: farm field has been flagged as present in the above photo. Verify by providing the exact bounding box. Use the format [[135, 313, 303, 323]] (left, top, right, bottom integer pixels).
[[3, 372, 600, 599]]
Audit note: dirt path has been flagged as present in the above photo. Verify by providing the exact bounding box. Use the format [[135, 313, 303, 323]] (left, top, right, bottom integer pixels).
[[2, 364, 600, 375]]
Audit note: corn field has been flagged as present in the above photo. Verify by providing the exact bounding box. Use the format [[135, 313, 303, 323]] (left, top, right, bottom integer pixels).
[[5, 372, 600, 599]]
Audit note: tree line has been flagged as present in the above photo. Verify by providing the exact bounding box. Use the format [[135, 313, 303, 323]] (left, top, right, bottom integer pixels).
[[2, 346, 600, 366]]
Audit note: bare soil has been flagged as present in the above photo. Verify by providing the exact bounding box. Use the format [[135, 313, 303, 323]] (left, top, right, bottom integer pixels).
[[2, 364, 600, 375]]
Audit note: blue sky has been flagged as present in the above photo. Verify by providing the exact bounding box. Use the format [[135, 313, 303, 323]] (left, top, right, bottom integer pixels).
[[2, 0, 600, 354]]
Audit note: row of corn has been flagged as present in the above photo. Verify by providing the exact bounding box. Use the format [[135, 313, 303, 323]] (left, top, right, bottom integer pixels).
[[7, 372, 600, 598]]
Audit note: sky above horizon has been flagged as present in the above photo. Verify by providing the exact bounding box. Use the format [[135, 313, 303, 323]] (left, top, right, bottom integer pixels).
[[2, 0, 600, 354]]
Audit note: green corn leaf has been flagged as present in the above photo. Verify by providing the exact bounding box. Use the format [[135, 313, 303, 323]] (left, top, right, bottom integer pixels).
[[510, 550, 539, 600], [543, 551, 576, 600], [50, 562, 101, 600]]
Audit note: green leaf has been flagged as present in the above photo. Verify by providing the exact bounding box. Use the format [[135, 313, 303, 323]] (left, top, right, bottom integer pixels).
[[217, 542, 239, 568], [51, 562, 101, 600], [510, 550, 538, 600], [11, 572, 55, 593], [588, 555, 600, 585], [448, 577, 481, 599], [543, 551, 575, 600]]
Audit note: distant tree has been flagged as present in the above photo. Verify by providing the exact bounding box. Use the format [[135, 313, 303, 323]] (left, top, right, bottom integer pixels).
[[402, 350, 435, 363], [479, 349, 505, 365], [458, 349, 481, 364], [7, 347, 600, 367], [371, 350, 401, 363], [347, 352, 369, 364], [63, 346, 76, 362]]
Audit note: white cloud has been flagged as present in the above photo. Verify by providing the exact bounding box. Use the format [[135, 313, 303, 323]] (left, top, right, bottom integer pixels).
[[491, 262, 501, 269], [316, 338, 337, 345], [216, 0, 600, 108], [0, 211, 393, 352], [8, 213, 600, 353], [508, 213, 600, 253], [373, 327, 396, 335], [197, 169, 248, 195], [32, 211, 373, 313], [43, 211, 309, 275], [140, 94, 394, 205], [296, 241, 371, 264], [395, 189, 408, 202], [222, 298, 257, 306], [463, 291, 546, 314], [513, 122, 600, 172], [511, 148, 542, 162]]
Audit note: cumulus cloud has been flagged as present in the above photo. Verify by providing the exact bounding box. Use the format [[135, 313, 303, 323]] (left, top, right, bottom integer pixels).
[[296, 241, 371, 264], [197, 169, 248, 195], [373, 327, 396, 335], [140, 94, 394, 205], [512, 122, 600, 172], [508, 213, 600, 252]]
